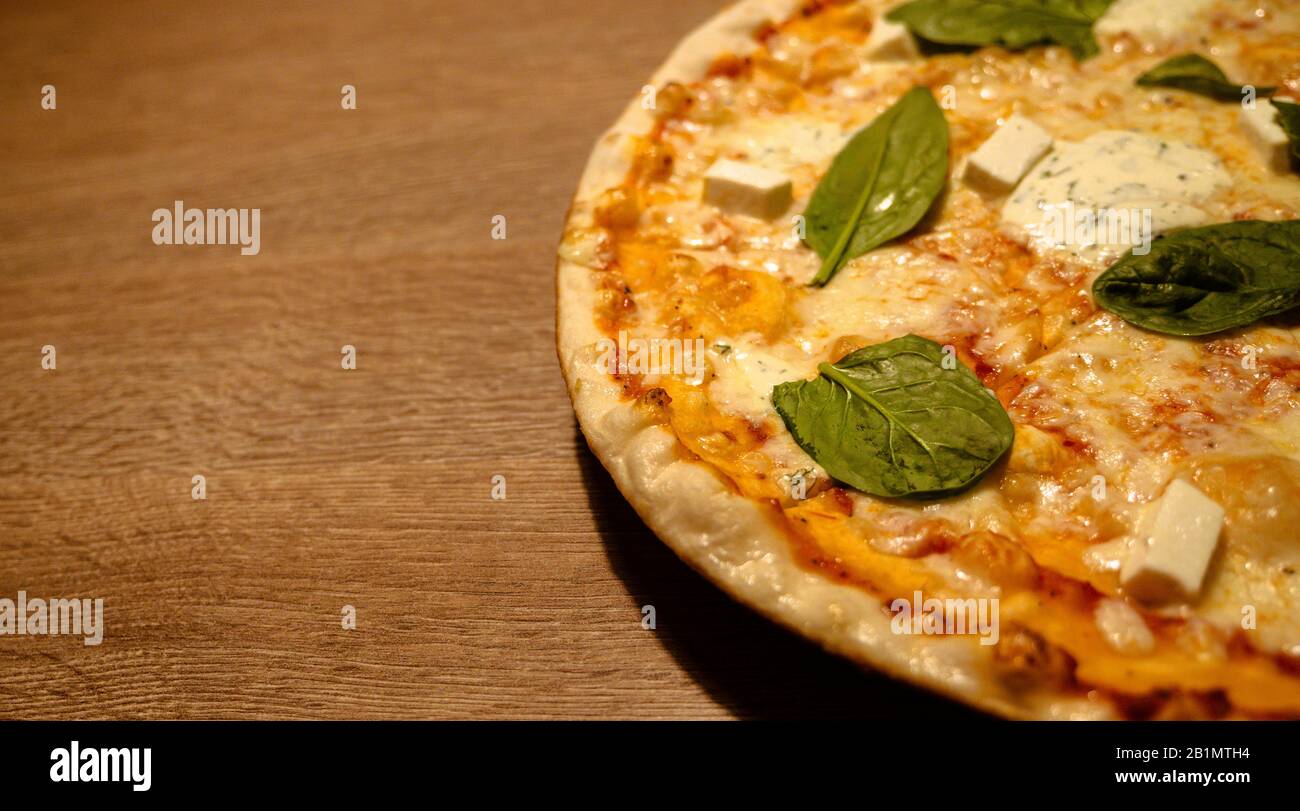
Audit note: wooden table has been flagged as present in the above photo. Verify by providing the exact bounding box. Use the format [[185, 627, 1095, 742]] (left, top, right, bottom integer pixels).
[[0, 0, 976, 719]]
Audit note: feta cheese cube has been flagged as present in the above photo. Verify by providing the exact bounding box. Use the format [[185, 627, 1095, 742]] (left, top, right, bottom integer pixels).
[[1094, 598, 1155, 655], [962, 115, 1054, 194], [863, 19, 918, 61], [1120, 479, 1224, 604], [1239, 99, 1294, 174], [702, 159, 792, 220]]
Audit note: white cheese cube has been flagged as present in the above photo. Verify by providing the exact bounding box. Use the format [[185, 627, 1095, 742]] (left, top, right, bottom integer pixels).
[[702, 159, 792, 220], [962, 115, 1054, 194], [863, 19, 918, 61], [1094, 598, 1155, 656], [1120, 479, 1224, 604], [1239, 99, 1293, 174]]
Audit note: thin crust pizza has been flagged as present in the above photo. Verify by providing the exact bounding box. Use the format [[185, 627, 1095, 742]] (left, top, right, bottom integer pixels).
[[556, 0, 1300, 719]]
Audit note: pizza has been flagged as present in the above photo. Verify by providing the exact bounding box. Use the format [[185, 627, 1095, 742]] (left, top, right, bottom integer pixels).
[[556, 0, 1300, 719]]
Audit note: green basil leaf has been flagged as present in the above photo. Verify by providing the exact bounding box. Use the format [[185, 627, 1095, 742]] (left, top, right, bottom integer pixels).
[[886, 0, 1114, 61], [1092, 220, 1300, 336], [804, 87, 947, 286], [1272, 98, 1300, 171], [772, 335, 1014, 499], [1135, 53, 1275, 102]]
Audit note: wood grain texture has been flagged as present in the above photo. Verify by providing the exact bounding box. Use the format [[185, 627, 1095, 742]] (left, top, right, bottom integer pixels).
[[0, 0, 977, 719]]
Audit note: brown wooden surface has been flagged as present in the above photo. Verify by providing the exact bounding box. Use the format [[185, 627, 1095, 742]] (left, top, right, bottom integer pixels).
[[0, 0, 977, 719]]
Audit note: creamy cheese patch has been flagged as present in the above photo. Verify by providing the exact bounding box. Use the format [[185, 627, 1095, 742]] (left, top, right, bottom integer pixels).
[[698, 114, 849, 176], [1095, 0, 1217, 44], [708, 336, 810, 424], [1001, 130, 1230, 265]]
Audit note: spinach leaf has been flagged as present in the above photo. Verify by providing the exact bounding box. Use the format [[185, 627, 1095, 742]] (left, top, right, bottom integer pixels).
[[1092, 220, 1300, 336], [1272, 98, 1300, 170], [1135, 53, 1275, 102], [804, 87, 948, 286], [772, 335, 1014, 499], [886, 0, 1114, 61]]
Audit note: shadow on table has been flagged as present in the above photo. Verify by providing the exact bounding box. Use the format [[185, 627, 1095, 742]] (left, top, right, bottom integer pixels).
[[575, 423, 985, 720]]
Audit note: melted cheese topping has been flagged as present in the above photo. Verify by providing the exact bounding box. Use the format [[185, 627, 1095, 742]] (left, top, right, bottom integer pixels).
[[564, 0, 1300, 718]]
